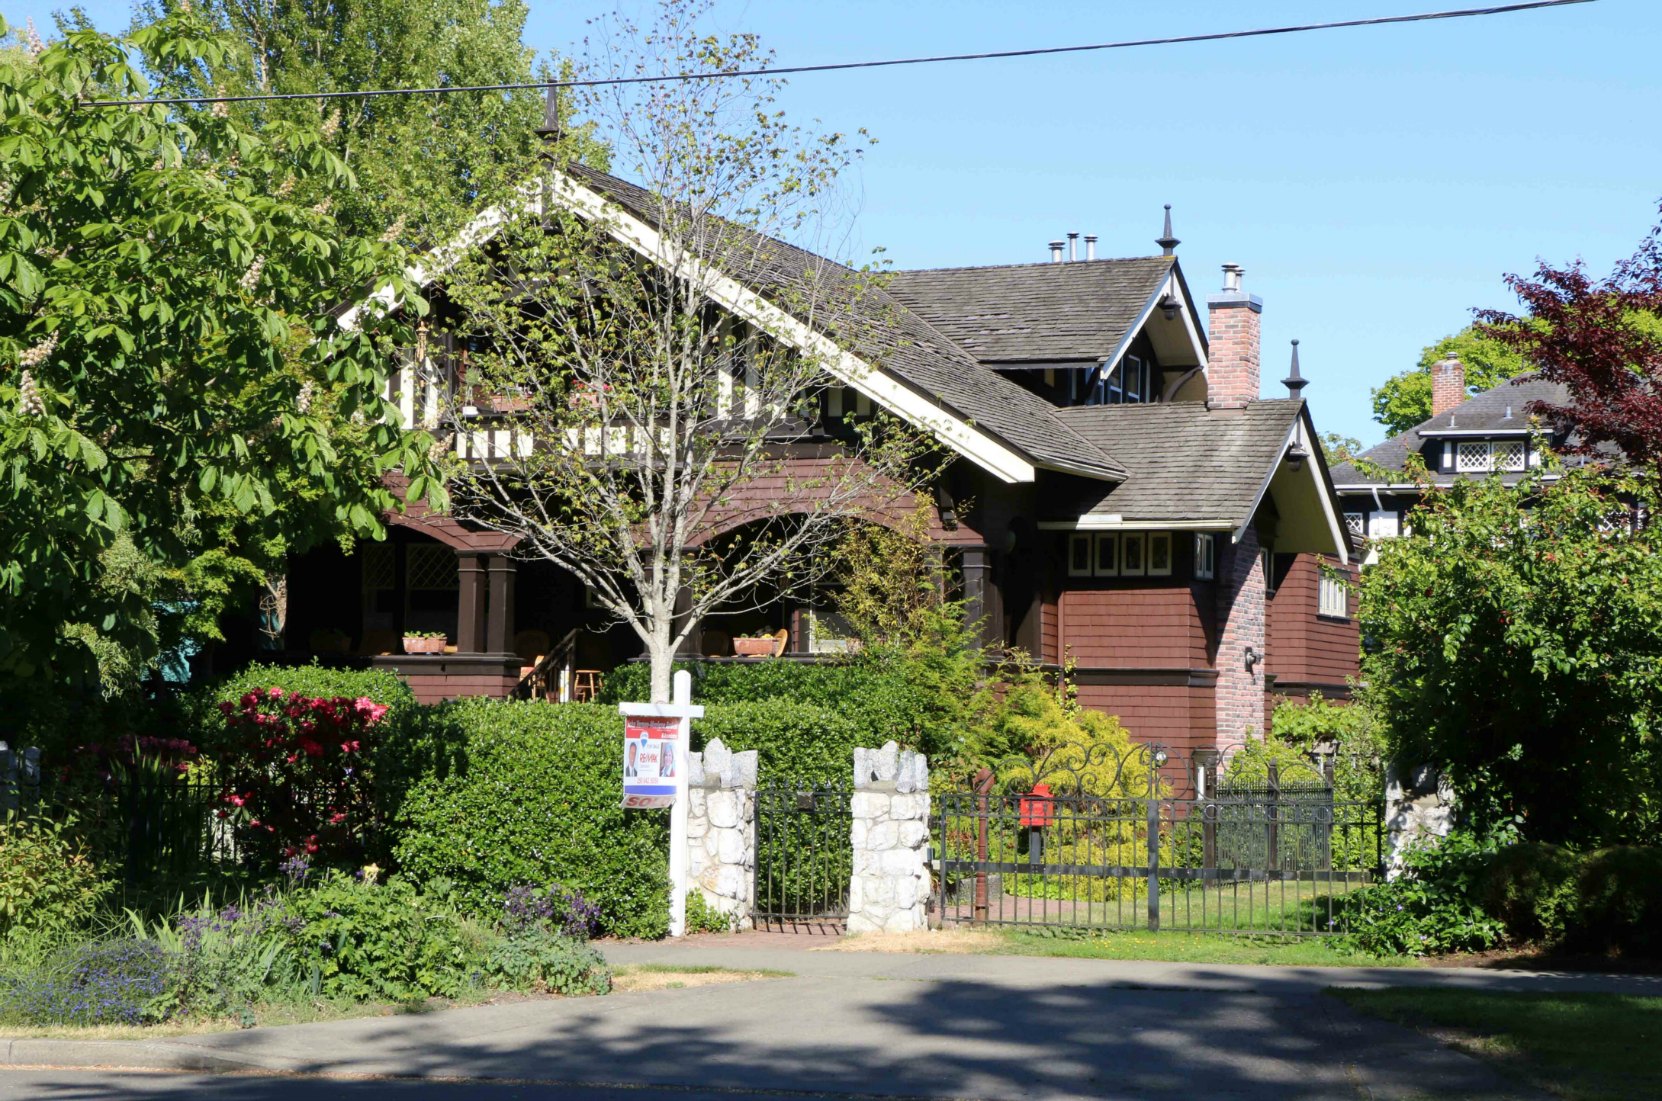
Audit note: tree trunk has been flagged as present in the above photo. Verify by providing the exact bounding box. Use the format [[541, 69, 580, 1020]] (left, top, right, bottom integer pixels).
[[647, 631, 675, 703]]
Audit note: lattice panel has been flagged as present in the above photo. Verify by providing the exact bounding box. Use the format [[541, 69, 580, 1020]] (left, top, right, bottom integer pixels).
[[1345, 512, 1366, 537], [361, 544, 395, 591], [1456, 442, 1491, 473], [406, 544, 459, 590], [1493, 440, 1526, 472]]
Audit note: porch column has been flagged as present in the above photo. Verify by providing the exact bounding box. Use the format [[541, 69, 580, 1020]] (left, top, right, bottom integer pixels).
[[960, 546, 993, 649], [455, 552, 487, 654], [486, 554, 517, 653]]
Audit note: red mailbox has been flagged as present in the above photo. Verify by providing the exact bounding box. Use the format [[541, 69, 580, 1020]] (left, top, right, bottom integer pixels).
[[1019, 783, 1055, 828]]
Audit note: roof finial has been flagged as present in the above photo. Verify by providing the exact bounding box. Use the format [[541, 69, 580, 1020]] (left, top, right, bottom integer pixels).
[[1282, 339, 1308, 397], [536, 84, 562, 143], [1156, 204, 1179, 257]]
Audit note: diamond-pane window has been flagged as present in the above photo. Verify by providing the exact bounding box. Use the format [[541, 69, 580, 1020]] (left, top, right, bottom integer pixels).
[[1493, 440, 1526, 472], [362, 544, 395, 591], [1344, 512, 1365, 537], [1456, 442, 1491, 473], [406, 544, 458, 590]]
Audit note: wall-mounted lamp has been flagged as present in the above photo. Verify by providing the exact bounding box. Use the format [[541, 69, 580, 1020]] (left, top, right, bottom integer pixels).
[[1284, 443, 1310, 472], [1244, 645, 1262, 673], [1158, 294, 1181, 321]]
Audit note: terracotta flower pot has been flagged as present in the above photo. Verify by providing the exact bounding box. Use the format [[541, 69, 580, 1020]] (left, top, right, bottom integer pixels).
[[403, 636, 446, 655], [732, 637, 776, 658]]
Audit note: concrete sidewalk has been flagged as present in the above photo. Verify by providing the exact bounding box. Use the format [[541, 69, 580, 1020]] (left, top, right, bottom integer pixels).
[[6, 935, 1641, 1098]]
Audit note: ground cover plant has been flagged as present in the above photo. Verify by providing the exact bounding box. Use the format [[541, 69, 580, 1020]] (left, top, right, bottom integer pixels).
[[1331, 988, 1662, 1101]]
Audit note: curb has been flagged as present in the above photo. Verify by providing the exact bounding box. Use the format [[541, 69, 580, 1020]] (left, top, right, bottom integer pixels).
[[0, 1037, 260, 1073]]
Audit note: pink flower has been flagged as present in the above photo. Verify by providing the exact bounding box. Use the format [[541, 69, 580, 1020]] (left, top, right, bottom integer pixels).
[[266, 687, 284, 700]]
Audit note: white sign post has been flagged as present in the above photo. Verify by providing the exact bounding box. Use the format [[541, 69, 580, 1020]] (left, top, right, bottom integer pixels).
[[618, 669, 703, 937]]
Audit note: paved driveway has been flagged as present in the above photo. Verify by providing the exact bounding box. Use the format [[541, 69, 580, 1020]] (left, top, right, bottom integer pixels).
[[9, 938, 1642, 1100]]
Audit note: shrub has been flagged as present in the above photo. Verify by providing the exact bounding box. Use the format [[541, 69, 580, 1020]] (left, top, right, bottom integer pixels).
[[500, 882, 603, 941], [683, 890, 733, 934], [485, 928, 610, 995], [393, 700, 670, 938], [1476, 841, 1583, 946], [0, 938, 171, 1026], [1342, 829, 1508, 956], [205, 687, 390, 870], [277, 871, 489, 1002], [694, 699, 863, 785], [1565, 847, 1662, 957], [0, 816, 110, 943], [150, 889, 310, 1018]]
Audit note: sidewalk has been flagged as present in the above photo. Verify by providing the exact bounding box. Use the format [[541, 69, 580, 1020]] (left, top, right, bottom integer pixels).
[[5, 933, 1651, 1099]]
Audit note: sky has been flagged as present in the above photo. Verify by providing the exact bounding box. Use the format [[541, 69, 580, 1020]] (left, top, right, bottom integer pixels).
[[7, 0, 1656, 447]]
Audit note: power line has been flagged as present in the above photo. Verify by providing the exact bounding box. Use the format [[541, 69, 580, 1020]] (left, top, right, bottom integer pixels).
[[79, 1, 1595, 109]]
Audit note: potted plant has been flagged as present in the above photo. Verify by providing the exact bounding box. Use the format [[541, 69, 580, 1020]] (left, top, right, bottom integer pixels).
[[732, 633, 778, 658], [402, 630, 447, 655]]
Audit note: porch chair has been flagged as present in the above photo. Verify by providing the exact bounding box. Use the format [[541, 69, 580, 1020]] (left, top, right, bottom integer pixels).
[[770, 627, 790, 657], [514, 629, 553, 697]]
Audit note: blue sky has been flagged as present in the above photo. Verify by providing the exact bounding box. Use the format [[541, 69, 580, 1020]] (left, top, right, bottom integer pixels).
[[8, 0, 1654, 446]]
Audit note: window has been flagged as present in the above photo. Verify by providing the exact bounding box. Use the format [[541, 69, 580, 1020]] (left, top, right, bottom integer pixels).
[[807, 608, 858, 654], [1121, 533, 1146, 577], [1344, 512, 1365, 538], [1318, 572, 1349, 619], [1067, 533, 1093, 577], [1093, 533, 1119, 577], [1454, 439, 1527, 474], [1072, 356, 1154, 406], [1147, 532, 1172, 576], [1194, 534, 1216, 580], [1261, 548, 1276, 596]]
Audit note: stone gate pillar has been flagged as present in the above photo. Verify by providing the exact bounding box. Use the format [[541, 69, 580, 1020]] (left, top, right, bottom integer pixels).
[[847, 741, 931, 935], [686, 738, 758, 930]]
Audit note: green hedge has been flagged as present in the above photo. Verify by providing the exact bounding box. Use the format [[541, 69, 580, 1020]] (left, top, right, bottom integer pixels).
[[1473, 842, 1662, 956], [601, 655, 947, 752], [391, 700, 670, 939], [694, 700, 862, 786]]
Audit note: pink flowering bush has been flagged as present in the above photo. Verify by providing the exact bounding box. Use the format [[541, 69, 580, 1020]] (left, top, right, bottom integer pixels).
[[212, 688, 390, 870]]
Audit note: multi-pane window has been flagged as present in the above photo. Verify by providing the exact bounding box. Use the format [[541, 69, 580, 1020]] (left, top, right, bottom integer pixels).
[[1318, 572, 1349, 619], [1344, 512, 1366, 538], [1454, 439, 1527, 474], [1073, 355, 1153, 406]]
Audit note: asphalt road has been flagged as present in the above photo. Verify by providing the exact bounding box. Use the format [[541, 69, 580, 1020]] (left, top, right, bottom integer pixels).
[[1, 942, 1616, 1100]]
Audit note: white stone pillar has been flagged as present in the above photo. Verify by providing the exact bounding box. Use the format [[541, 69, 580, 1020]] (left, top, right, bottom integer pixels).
[[686, 738, 759, 930], [847, 741, 931, 935]]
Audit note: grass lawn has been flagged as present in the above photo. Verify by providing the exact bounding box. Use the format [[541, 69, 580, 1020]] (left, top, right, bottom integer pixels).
[[1331, 988, 1662, 1101]]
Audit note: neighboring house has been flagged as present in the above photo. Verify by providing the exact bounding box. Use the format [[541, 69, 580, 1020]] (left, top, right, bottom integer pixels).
[[244, 165, 1357, 755], [1329, 356, 1575, 558]]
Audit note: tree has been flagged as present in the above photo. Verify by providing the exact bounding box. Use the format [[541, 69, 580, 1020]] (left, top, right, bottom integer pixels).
[[1370, 325, 1524, 436], [0, 16, 438, 689], [1357, 465, 1662, 847], [132, 0, 591, 243], [1480, 207, 1662, 476], [439, 1, 930, 701], [1320, 432, 1363, 465]]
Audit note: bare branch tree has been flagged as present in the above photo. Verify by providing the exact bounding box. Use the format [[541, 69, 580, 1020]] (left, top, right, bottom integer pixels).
[[437, 1, 937, 700]]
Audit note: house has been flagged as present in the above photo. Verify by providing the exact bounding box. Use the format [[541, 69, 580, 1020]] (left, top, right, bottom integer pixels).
[[253, 165, 1358, 755], [1329, 356, 1576, 557]]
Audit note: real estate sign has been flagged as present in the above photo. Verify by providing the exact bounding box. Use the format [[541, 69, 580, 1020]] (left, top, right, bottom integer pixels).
[[621, 715, 680, 809]]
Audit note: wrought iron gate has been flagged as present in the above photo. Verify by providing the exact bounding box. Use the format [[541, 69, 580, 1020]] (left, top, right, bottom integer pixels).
[[753, 781, 853, 930], [936, 743, 1383, 936]]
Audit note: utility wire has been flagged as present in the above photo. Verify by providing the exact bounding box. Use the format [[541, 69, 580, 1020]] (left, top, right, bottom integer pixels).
[[79, 0, 1594, 109]]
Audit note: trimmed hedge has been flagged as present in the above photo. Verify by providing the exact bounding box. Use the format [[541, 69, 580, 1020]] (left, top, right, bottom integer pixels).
[[694, 700, 863, 785], [391, 700, 670, 939], [1566, 847, 1662, 957]]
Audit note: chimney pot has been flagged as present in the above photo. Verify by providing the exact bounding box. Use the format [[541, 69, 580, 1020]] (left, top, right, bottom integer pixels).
[[1049, 240, 1065, 263], [1084, 234, 1097, 261], [1431, 354, 1466, 417], [1067, 232, 1079, 262]]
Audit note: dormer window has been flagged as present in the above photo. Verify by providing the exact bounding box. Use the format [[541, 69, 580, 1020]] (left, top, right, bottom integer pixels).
[[1449, 439, 1527, 474], [1072, 355, 1153, 406]]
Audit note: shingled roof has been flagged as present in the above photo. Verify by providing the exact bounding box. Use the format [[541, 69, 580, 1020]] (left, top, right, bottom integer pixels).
[[1047, 400, 1306, 524], [1330, 375, 1573, 486], [565, 165, 1127, 481], [887, 258, 1176, 363]]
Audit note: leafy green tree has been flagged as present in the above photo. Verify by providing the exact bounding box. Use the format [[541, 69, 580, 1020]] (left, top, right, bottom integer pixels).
[[1357, 465, 1662, 846], [0, 15, 438, 689], [132, 0, 577, 243], [1370, 325, 1525, 436]]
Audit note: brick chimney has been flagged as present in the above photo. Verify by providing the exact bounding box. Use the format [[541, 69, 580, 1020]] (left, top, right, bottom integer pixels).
[[1431, 354, 1466, 417], [1206, 264, 1263, 409]]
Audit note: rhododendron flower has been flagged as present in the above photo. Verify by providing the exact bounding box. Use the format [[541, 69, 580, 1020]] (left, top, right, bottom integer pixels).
[[267, 687, 284, 699]]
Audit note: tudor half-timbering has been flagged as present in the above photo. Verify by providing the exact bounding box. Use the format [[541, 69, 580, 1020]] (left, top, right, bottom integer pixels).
[[255, 166, 1357, 752]]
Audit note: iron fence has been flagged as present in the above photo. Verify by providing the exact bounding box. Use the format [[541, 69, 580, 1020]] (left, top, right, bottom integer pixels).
[[936, 744, 1384, 936], [753, 781, 852, 931]]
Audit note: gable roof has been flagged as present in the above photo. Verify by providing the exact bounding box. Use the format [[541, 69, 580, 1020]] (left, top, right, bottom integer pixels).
[[1330, 374, 1572, 487], [887, 258, 1178, 364], [562, 165, 1128, 482]]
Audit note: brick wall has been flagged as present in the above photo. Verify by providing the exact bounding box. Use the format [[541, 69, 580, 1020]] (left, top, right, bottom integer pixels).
[[1206, 266, 1262, 409], [1431, 355, 1466, 417], [1214, 527, 1266, 745]]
